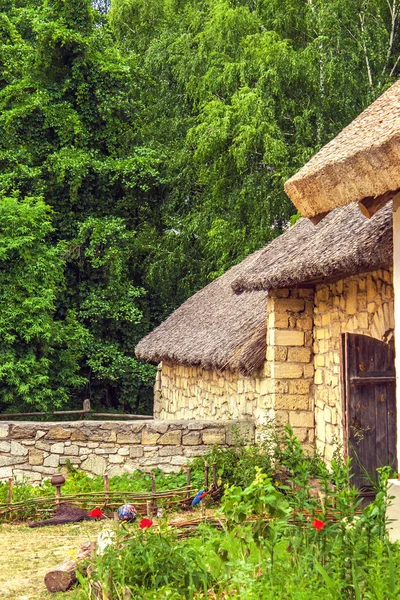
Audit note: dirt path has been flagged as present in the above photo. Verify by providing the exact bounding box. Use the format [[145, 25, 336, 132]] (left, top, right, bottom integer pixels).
[[0, 521, 105, 600]]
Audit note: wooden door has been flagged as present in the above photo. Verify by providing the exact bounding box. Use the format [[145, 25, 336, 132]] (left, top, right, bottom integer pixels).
[[343, 333, 397, 490]]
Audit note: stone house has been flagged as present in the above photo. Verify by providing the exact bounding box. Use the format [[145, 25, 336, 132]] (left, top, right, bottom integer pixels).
[[136, 200, 394, 465], [271, 79, 400, 518]]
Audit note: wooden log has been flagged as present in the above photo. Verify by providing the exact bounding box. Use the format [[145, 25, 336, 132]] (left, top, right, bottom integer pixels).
[[44, 541, 92, 593], [358, 189, 399, 218], [309, 211, 329, 225]]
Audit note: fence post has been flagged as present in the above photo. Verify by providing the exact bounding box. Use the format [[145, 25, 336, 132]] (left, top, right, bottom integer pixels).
[[204, 461, 209, 489], [103, 474, 109, 509], [212, 462, 217, 488], [186, 467, 191, 500], [150, 472, 157, 512], [7, 477, 13, 519]]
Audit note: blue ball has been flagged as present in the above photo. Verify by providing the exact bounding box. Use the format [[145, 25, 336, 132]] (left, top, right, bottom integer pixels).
[[117, 504, 137, 522]]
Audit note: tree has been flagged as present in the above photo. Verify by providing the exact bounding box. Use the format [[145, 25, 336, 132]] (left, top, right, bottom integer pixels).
[[0, 0, 161, 411]]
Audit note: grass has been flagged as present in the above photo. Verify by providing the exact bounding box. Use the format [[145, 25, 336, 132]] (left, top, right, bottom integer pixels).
[[0, 521, 105, 600]]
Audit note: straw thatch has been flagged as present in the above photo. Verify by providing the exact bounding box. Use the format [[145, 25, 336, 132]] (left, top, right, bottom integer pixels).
[[135, 250, 268, 375], [284, 80, 400, 217], [231, 201, 392, 293]]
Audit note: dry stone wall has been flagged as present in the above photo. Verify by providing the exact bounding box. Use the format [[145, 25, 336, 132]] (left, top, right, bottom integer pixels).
[[156, 362, 273, 426], [313, 268, 394, 461], [0, 419, 255, 482]]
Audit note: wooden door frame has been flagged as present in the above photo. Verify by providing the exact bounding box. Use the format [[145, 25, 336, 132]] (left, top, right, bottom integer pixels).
[[340, 332, 349, 459]]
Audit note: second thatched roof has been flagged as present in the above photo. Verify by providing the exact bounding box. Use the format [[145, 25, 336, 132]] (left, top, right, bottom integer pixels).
[[231, 201, 392, 293], [135, 250, 269, 375], [136, 201, 392, 373]]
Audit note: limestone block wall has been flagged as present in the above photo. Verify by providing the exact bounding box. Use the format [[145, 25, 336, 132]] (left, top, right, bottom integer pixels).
[[314, 268, 394, 461], [157, 289, 315, 443], [266, 289, 315, 446], [156, 362, 273, 425], [0, 419, 254, 482]]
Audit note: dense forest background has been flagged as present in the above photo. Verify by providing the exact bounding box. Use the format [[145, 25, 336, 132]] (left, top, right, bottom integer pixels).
[[0, 0, 399, 414]]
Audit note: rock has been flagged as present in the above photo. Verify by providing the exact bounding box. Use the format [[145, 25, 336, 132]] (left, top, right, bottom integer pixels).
[[44, 427, 72, 441], [182, 432, 202, 446], [117, 447, 129, 456], [35, 441, 52, 452], [147, 422, 169, 435], [170, 456, 188, 466], [0, 466, 13, 478], [35, 430, 47, 441], [70, 430, 87, 442], [159, 446, 183, 457], [141, 431, 160, 445], [50, 443, 65, 454], [107, 465, 125, 477], [0, 456, 27, 467], [0, 425, 9, 439], [43, 454, 60, 468], [80, 455, 107, 476], [10, 425, 36, 439], [13, 469, 41, 483], [67, 445, 79, 456], [116, 432, 141, 444], [28, 449, 44, 466], [129, 446, 144, 458], [11, 441, 28, 457], [202, 429, 226, 445], [108, 454, 124, 464], [0, 441, 11, 452], [158, 431, 182, 445]]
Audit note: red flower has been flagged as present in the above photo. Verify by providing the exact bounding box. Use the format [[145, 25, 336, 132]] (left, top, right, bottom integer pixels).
[[139, 518, 153, 529], [311, 518, 326, 531], [88, 508, 103, 519]]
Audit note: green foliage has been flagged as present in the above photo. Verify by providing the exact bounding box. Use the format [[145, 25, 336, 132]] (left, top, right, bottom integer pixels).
[[71, 463, 400, 600], [0, 0, 161, 410], [0, 196, 87, 410]]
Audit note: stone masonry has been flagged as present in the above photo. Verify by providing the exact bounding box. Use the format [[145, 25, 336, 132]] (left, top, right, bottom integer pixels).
[[313, 268, 394, 461], [265, 288, 315, 447], [0, 419, 255, 482]]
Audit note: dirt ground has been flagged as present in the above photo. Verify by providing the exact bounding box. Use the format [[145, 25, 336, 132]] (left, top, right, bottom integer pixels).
[[0, 520, 106, 600], [1, 508, 214, 599]]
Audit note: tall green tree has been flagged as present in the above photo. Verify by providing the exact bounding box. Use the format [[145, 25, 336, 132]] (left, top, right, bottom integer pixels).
[[0, 0, 161, 411], [111, 0, 400, 302]]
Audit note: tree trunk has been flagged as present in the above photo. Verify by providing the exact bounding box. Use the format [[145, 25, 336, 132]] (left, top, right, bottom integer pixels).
[[44, 541, 94, 593]]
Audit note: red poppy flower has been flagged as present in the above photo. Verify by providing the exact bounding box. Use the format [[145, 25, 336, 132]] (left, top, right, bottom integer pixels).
[[311, 518, 326, 531], [139, 518, 153, 529], [88, 508, 103, 519]]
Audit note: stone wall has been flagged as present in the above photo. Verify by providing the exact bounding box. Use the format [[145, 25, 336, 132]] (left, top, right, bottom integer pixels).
[[0, 419, 254, 482], [265, 288, 315, 446], [313, 268, 394, 461], [155, 362, 272, 425], [156, 288, 315, 445]]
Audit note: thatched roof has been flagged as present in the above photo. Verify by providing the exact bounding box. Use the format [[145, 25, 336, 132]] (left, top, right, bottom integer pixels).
[[284, 80, 400, 217], [135, 250, 268, 375], [137, 201, 392, 372], [231, 201, 392, 293]]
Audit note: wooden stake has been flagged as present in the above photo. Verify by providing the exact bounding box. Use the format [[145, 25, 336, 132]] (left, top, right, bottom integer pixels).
[[204, 461, 209, 490], [212, 462, 217, 488], [186, 467, 191, 500], [55, 486, 61, 506], [103, 474, 109, 508], [146, 500, 152, 518], [7, 477, 13, 519], [7, 477, 13, 505], [151, 472, 157, 511]]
